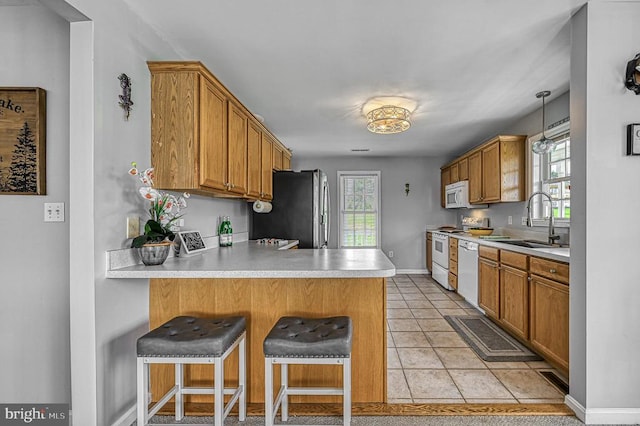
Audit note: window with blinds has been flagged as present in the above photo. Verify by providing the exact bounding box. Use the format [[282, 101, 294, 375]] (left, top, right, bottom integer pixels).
[[338, 171, 380, 248]]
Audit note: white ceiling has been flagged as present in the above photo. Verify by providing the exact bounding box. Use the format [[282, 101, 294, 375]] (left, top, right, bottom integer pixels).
[[125, 0, 585, 158]]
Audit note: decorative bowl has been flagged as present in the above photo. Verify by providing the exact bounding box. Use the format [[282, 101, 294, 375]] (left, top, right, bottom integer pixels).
[[468, 228, 494, 236], [138, 242, 172, 266]]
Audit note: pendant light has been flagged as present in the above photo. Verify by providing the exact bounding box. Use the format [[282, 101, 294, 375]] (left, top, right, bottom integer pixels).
[[532, 90, 553, 154]]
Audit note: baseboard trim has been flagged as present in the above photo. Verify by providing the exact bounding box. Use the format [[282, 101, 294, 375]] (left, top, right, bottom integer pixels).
[[396, 269, 430, 274], [110, 403, 136, 426], [565, 395, 640, 424]]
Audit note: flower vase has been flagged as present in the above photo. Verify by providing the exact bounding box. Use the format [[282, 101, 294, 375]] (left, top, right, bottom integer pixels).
[[138, 242, 172, 266]]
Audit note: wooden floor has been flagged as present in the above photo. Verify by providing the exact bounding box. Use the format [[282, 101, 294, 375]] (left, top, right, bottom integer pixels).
[[168, 402, 574, 417]]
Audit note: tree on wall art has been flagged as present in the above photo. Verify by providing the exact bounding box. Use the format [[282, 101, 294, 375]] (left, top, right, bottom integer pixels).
[[0, 88, 46, 195]]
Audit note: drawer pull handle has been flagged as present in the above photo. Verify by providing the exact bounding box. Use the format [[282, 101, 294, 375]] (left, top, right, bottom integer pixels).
[[549, 268, 557, 273]]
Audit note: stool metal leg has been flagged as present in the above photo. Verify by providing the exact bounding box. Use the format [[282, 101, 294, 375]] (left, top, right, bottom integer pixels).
[[265, 358, 274, 426], [343, 358, 351, 425], [175, 363, 183, 421], [239, 336, 246, 421], [136, 358, 149, 426], [281, 363, 288, 422], [214, 359, 224, 426]]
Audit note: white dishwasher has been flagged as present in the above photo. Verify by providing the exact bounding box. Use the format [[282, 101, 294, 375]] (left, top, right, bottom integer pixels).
[[457, 240, 481, 310]]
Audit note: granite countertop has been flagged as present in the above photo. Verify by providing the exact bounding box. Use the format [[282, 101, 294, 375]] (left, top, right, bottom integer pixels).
[[428, 230, 570, 263], [106, 240, 396, 279]]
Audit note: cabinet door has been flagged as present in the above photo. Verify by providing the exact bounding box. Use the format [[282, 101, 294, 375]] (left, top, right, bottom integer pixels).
[[530, 275, 569, 373], [283, 151, 291, 171], [458, 157, 469, 181], [440, 167, 451, 207], [227, 101, 248, 195], [468, 152, 483, 203], [260, 134, 274, 200], [246, 120, 262, 199], [500, 265, 529, 340], [482, 141, 501, 202], [479, 257, 499, 319], [199, 77, 228, 191], [272, 143, 283, 171], [450, 162, 459, 183]]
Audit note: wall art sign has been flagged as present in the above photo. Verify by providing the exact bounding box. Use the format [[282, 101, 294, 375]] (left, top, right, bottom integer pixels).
[[0, 87, 46, 195]]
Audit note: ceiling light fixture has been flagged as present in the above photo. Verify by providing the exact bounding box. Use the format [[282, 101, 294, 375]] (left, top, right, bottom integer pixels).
[[366, 105, 411, 134], [532, 90, 554, 154]]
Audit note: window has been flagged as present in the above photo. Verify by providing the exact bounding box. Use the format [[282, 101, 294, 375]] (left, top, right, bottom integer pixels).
[[529, 122, 570, 223], [338, 171, 380, 248]]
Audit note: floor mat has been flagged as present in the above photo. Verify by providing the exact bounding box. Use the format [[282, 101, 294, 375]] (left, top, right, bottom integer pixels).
[[444, 315, 542, 362]]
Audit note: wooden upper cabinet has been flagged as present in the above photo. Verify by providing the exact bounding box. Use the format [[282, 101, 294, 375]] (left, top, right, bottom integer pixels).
[[246, 120, 262, 199], [282, 150, 291, 171], [260, 134, 274, 200], [272, 143, 283, 171], [464, 135, 526, 205], [148, 61, 291, 199], [458, 157, 469, 181], [440, 166, 451, 207], [450, 162, 459, 183], [468, 152, 483, 204], [227, 101, 248, 195]]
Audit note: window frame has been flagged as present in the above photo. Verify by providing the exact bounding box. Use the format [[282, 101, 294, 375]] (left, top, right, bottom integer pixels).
[[337, 171, 381, 249], [527, 121, 571, 228]]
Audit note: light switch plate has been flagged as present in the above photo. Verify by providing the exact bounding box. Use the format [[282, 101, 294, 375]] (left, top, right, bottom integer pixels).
[[127, 216, 140, 238], [44, 202, 65, 222]]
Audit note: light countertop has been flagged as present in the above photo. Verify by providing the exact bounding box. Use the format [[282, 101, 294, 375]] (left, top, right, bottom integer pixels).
[[106, 240, 396, 279], [428, 230, 570, 263]]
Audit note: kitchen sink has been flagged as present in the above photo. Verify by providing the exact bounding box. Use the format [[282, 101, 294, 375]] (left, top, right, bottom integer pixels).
[[499, 240, 555, 249]]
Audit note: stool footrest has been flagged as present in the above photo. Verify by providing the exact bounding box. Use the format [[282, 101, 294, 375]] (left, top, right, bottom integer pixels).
[[285, 387, 344, 396]]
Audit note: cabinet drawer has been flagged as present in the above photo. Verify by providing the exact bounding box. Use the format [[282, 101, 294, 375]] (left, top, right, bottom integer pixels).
[[449, 259, 458, 275], [450, 247, 458, 262], [530, 257, 569, 284], [479, 245, 499, 261], [448, 271, 458, 290], [449, 237, 458, 249], [500, 250, 528, 270]]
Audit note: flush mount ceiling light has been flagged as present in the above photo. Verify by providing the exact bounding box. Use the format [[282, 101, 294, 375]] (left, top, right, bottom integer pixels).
[[366, 105, 411, 134], [532, 90, 554, 154], [363, 96, 416, 135]]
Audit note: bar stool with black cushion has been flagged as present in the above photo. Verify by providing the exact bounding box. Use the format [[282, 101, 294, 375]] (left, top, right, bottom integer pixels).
[[136, 315, 246, 426], [263, 316, 353, 426]]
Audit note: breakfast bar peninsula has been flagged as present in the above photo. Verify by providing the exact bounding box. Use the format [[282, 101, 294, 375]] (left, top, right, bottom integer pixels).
[[108, 241, 395, 410]]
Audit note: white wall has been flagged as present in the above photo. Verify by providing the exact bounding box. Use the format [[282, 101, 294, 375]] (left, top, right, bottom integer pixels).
[[0, 5, 71, 404], [568, 2, 640, 424], [294, 156, 456, 270]]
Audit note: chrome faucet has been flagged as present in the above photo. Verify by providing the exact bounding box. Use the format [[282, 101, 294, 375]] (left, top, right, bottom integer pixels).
[[526, 191, 560, 245]]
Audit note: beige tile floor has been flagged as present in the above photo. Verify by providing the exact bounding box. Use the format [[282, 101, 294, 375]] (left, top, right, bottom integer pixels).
[[387, 274, 568, 404]]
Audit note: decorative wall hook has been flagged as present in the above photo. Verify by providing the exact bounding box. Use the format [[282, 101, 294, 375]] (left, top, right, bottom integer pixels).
[[624, 53, 640, 95], [405, 182, 410, 196], [118, 73, 133, 120]]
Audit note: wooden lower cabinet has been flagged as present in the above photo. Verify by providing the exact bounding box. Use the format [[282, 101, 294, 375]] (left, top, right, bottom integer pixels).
[[530, 274, 570, 373], [478, 257, 500, 319], [426, 232, 432, 272], [149, 277, 387, 410], [499, 265, 529, 341]]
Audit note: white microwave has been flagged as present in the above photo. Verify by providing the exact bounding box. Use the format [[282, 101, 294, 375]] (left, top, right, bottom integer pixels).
[[445, 181, 473, 209]]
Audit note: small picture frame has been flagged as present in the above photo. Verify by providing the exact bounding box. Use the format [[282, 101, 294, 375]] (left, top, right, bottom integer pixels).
[[627, 124, 640, 155], [177, 231, 207, 255]]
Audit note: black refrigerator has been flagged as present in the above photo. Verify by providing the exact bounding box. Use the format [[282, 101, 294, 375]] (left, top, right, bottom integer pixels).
[[249, 170, 329, 248]]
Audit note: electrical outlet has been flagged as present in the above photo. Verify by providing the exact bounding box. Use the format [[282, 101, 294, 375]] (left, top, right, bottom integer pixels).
[[126, 216, 140, 238], [521, 217, 528, 226], [44, 202, 65, 222], [508, 215, 513, 225], [388, 250, 394, 258]]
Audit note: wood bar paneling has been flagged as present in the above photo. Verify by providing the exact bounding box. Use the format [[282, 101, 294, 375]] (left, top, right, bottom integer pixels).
[[149, 277, 386, 410]]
